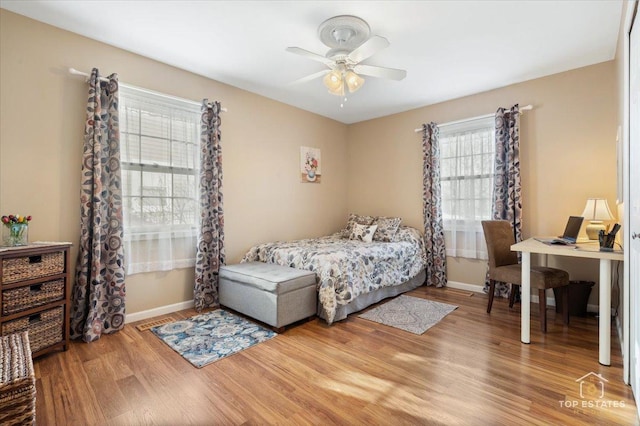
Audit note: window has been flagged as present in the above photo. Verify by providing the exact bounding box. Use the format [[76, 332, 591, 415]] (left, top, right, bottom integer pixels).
[[119, 86, 201, 274], [439, 116, 495, 259]]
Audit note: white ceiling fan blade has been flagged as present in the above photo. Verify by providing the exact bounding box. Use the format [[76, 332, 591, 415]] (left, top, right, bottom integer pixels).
[[353, 64, 407, 81], [289, 70, 330, 85], [286, 47, 335, 66], [347, 35, 390, 63]]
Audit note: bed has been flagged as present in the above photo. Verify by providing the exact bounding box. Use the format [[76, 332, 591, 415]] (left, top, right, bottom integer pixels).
[[240, 219, 427, 324]]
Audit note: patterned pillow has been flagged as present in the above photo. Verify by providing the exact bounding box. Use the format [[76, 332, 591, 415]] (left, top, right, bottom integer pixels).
[[349, 223, 378, 243], [373, 216, 402, 242], [342, 213, 376, 238]]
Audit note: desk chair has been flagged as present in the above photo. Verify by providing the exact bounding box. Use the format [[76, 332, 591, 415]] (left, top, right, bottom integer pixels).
[[481, 220, 570, 333]]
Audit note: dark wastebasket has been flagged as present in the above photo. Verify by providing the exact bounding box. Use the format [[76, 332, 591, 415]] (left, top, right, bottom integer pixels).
[[554, 280, 595, 317]]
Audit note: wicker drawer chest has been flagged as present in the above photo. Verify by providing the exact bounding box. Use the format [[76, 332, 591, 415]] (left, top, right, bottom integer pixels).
[[0, 243, 72, 358]]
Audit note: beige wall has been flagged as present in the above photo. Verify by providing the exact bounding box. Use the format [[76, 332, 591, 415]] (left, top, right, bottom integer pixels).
[[0, 9, 622, 315], [347, 61, 618, 305], [0, 11, 349, 314]]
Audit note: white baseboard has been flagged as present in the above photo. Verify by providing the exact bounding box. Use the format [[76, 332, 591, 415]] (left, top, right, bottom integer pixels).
[[125, 300, 194, 324], [127, 282, 603, 324], [446, 280, 484, 293], [586, 303, 599, 314], [446, 280, 599, 313]]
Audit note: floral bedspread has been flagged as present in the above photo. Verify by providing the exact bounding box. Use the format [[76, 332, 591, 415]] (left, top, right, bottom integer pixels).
[[240, 226, 427, 324]]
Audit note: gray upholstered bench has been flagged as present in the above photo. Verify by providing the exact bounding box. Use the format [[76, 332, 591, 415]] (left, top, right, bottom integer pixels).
[[219, 262, 317, 332]]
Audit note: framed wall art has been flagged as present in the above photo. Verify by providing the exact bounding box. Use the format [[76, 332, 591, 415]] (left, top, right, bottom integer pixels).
[[300, 146, 321, 183]]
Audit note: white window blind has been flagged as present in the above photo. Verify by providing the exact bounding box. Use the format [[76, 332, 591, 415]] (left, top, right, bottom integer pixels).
[[119, 86, 201, 275], [439, 116, 495, 260]]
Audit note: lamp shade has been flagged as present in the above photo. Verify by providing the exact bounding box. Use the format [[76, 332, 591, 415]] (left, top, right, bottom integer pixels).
[[345, 71, 364, 93], [327, 82, 345, 96], [581, 198, 614, 240], [323, 70, 344, 96], [581, 198, 614, 221]]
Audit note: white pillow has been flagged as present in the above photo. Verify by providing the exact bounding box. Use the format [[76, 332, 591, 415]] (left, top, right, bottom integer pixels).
[[349, 223, 378, 243]]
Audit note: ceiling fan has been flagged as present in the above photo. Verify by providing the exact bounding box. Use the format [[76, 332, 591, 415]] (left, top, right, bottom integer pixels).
[[286, 15, 407, 96]]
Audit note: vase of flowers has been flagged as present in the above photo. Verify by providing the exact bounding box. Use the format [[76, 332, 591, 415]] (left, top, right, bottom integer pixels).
[[1, 214, 31, 247], [304, 153, 318, 181]]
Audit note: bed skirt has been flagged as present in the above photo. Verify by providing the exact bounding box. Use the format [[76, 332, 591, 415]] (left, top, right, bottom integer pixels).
[[317, 269, 426, 323]]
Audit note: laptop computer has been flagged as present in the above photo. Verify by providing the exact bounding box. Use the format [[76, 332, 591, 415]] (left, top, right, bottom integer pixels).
[[535, 216, 584, 245]]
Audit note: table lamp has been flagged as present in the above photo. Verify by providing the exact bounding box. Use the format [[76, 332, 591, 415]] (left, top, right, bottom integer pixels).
[[581, 198, 615, 240]]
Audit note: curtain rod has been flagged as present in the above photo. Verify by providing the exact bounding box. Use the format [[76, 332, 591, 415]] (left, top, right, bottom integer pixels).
[[68, 68, 228, 112], [413, 104, 533, 133]]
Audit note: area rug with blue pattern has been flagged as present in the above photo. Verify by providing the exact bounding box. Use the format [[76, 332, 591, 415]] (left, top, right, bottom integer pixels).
[[151, 309, 276, 368]]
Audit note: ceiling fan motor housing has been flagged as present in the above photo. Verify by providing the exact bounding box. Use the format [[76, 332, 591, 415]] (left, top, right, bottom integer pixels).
[[318, 15, 371, 50]]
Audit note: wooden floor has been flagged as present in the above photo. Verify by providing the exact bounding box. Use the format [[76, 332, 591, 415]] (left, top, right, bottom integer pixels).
[[33, 286, 638, 425]]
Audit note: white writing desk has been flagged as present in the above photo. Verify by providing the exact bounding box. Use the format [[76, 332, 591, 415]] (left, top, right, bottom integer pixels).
[[511, 238, 623, 366]]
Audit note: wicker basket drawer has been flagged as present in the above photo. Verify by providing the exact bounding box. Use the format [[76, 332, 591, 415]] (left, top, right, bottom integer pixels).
[[2, 306, 64, 354], [2, 251, 65, 284], [2, 279, 65, 315], [0, 332, 36, 426]]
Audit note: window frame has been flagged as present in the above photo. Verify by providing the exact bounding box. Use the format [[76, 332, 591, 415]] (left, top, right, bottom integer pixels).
[[118, 85, 203, 275], [119, 85, 201, 242]]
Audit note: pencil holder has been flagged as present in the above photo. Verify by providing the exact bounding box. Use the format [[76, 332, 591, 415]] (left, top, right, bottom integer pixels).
[[598, 231, 614, 252]]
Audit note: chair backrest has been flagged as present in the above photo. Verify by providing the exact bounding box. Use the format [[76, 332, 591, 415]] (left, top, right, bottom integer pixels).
[[481, 220, 518, 269]]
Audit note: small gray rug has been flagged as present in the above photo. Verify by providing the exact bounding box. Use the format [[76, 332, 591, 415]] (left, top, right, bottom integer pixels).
[[359, 295, 457, 335]]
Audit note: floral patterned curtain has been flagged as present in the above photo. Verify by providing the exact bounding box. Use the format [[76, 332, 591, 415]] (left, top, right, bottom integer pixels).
[[194, 100, 225, 310], [422, 123, 448, 287], [70, 68, 126, 342], [485, 104, 522, 297]]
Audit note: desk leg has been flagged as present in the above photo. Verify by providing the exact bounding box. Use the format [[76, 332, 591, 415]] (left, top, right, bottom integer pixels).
[[599, 258, 612, 366], [521, 252, 531, 344]]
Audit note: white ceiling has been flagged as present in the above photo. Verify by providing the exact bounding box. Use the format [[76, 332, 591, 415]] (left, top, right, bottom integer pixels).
[[1, 0, 623, 124]]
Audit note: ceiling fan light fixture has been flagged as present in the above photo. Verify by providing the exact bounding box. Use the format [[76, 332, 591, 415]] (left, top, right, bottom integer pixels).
[[345, 70, 364, 93], [323, 70, 344, 96], [327, 81, 345, 96], [323, 70, 341, 87], [287, 15, 405, 98]]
